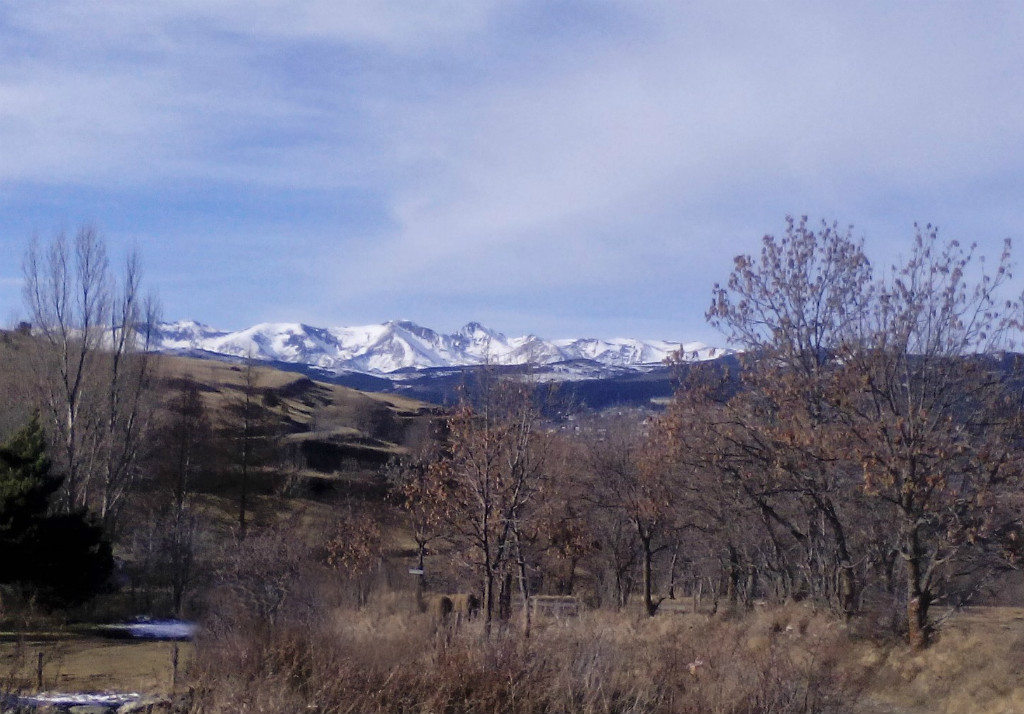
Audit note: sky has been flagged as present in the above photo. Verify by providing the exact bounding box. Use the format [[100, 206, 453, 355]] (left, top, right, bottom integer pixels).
[[1, 2, 1023, 345]]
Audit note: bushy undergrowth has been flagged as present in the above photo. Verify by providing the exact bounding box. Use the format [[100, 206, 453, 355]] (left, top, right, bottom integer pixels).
[[188, 595, 863, 714]]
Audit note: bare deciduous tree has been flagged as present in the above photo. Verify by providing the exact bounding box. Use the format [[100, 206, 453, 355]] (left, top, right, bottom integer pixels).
[[836, 229, 1020, 648], [587, 416, 675, 617], [426, 374, 548, 637], [698, 216, 1024, 647], [700, 217, 872, 616], [22, 226, 158, 533], [159, 380, 213, 614], [219, 356, 280, 541]]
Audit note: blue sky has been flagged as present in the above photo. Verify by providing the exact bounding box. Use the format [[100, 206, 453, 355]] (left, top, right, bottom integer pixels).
[[1, 2, 1023, 344]]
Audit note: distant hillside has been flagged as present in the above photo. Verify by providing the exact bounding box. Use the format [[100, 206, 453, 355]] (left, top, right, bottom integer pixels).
[[153, 347, 743, 412], [154, 354, 439, 497]]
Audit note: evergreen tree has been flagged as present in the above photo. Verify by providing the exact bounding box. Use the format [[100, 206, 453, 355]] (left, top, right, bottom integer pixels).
[[0, 414, 113, 608]]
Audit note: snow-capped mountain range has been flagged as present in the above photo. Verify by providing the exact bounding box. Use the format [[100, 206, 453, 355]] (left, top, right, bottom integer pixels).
[[154, 320, 727, 378]]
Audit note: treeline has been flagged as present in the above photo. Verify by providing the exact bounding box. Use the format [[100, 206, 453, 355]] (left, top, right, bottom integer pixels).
[[670, 219, 1024, 649], [387, 218, 1024, 650]]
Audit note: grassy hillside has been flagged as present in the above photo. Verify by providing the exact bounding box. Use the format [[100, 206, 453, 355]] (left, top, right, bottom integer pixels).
[[156, 353, 437, 490], [158, 353, 433, 431]]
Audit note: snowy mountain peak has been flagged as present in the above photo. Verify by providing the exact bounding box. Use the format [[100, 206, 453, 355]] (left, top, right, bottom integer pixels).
[[458, 321, 501, 339], [152, 319, 728, 378], [153, 320, 229, 349]]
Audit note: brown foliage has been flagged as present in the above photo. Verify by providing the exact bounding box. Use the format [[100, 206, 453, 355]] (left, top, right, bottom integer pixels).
[[680, 217, 1024, 648], [424, 374, 549, 634]]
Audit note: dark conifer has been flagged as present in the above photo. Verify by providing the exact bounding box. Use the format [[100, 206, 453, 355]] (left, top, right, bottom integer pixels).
[[0, 414, 113, 608]]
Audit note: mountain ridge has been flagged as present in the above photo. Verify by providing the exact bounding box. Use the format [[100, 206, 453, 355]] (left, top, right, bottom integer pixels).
[[153, 319, 728, 378]]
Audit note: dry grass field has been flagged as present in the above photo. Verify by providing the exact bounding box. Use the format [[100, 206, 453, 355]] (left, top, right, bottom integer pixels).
[[185, 599, 1024, 713], [0, 633, 192, 696], [849, 606, 1024, 714], [5, 605, 1024, 712]]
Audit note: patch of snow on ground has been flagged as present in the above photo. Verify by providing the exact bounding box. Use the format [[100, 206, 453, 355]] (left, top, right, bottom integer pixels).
[[100, 618, 198, 640], [14, 690, 141, 707]]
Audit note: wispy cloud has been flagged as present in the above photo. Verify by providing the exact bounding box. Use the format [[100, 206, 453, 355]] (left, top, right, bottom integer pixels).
[[1, 2, 1022, 340]]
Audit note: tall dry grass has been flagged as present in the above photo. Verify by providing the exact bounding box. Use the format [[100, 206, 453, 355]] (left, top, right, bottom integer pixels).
[[850, 607, 1024, 714], [188, 594, 863, 713]]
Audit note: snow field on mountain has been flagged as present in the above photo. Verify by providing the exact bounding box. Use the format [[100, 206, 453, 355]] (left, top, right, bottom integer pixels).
[[153, 319, 726, 376]]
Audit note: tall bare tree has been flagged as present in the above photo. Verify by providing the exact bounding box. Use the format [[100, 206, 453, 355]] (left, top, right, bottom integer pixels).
[[662, 386, 772, 612], [219, 356, 276, 542], [98, 251, 160, 529], [160, 380, 213, 614], [22, 226, 158, 532]]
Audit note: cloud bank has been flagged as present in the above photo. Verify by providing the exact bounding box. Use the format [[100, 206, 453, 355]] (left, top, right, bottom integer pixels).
[[1, 2, 1022, 342]]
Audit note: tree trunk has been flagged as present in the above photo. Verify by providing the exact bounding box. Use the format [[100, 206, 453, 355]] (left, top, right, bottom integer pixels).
[[908, 590, 932, 650], [744, 562, 758, 609], [564, 556, 578, 595], [516, 547, 532, 638], [499, 571, 513, 621], [616, 565, 632, 609], [667, 543, 679, 600], [838, 566, 856, 620], [238, 457, 248, 541], [414, 547, 426, 613], [483, 571, 495, 638], [642, 535, 659, 617], [816, 494, 858, 619], [726, 544, 741, 610], [905, 526, 933, 649]]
